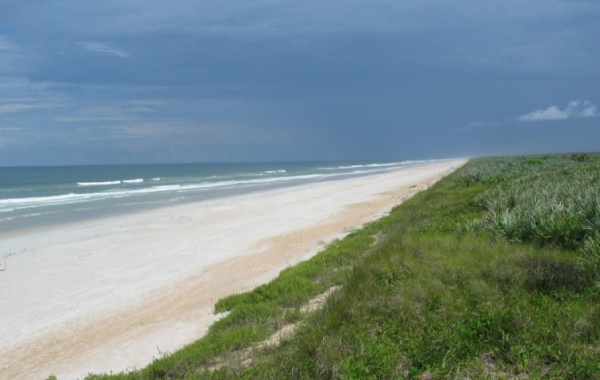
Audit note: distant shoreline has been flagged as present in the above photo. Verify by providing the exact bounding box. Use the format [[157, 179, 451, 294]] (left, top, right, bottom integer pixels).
[[0, 159, 450, 239]]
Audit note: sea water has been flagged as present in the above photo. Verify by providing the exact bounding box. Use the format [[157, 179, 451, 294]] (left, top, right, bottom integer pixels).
[[0, 160, 441, 235]]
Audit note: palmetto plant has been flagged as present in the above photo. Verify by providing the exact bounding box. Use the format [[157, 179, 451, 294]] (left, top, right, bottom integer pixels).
[[458, 155, 600, 252]]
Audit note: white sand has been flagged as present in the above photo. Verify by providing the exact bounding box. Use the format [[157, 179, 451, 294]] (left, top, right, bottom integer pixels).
[[0, 159, 465, 379]]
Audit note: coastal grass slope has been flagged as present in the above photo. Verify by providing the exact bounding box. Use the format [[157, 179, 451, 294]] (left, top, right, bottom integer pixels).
[[83, 153, 600, 379]]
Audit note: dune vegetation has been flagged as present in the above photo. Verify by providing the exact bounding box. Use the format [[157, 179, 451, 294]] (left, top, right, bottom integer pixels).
[[80, 153, 600, 379]]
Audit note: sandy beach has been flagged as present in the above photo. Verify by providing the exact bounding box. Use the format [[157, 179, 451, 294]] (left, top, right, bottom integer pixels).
[[0, 159, 465, 379]]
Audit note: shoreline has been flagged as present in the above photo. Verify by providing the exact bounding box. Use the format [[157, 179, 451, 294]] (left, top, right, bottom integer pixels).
[[0, 160, 446, 240], [0, 161, 446, 241], [0, 159, 466, 379]]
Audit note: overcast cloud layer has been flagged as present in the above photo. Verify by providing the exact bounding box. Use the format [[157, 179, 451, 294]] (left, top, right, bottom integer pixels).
[[1, 1, 599, 165]]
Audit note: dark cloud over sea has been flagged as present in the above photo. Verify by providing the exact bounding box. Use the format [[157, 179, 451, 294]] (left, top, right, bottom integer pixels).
[[1, 1, 598, 165]]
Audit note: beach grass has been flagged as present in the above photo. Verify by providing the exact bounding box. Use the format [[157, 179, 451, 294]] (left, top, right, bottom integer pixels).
[[83, 153, 600, 379]]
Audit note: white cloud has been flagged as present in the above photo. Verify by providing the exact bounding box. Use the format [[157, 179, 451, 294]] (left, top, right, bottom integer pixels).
[[79, 42, 130, 58], [517, 100, 597, 122]]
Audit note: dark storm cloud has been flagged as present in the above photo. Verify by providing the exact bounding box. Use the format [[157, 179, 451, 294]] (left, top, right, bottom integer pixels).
[[0, 0, 599, 165]]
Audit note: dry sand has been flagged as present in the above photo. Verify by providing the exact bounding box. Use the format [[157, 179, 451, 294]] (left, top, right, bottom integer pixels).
[[0, 159, 466, 379]]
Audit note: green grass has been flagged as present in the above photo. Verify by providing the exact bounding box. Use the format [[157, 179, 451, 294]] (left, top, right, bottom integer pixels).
[[84, 153, 600, 380]]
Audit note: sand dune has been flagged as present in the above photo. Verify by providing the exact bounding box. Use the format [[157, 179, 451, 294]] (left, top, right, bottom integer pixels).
[[0, 159, 465, 379]]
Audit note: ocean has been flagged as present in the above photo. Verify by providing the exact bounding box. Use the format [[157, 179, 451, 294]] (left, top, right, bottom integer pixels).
[[0, 160, 442, 235]]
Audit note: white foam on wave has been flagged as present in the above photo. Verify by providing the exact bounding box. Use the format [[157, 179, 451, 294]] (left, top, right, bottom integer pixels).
[[173, 173, 326, 193], [0, 184, 187, 212], [122, 178, 144, 184], [77, 178, 144, 187], [264, 169, 287, 174], [335, 162, 409, 170], [0, 193, 97, 209], [316, 160, 436, 172], [77, 181, 121, 187]]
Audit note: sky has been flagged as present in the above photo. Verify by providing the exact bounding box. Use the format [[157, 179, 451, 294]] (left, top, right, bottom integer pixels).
[[0, 1, 599, 166]]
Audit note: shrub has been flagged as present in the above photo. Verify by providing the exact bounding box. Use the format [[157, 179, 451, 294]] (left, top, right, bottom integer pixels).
[[464, 155, 600, 251]]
